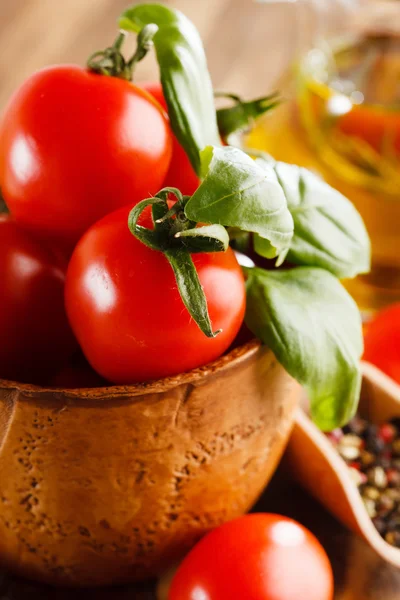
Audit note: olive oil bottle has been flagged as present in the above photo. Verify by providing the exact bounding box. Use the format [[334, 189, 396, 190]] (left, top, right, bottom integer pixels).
[[250, 1, 400, 313]]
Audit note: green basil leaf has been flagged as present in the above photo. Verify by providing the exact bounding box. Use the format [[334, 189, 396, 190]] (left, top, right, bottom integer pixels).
[[244, 266, 363, 430], [176, 224, 229, 252], [185, 146, 294, 257], [264, 160, 371, 279], [119, 4, 220, 175]]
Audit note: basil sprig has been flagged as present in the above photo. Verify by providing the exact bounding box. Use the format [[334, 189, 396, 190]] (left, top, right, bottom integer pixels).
[[121, 3, 370, 430], [119, 4, 220, 175]]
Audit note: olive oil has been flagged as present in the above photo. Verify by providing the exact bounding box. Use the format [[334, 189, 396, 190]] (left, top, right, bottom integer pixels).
[[247, 34, 400, 312]]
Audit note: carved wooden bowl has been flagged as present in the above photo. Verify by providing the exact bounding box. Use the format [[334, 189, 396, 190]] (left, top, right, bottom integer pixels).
[[0, 339, 300, 587]]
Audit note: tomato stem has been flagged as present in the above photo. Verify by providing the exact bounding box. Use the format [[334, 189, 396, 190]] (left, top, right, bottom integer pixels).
[[87, 24, 158, 80], [127, 188, 228, 338], [215, 91, 281, 140], [126, 24, 159, 74]]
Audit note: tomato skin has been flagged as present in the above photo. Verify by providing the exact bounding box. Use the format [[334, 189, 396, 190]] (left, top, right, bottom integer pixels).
[[140, 81, 201, 195], [0, 215, 76, 384], [65, 205, 246, 384], [363, 304, 400, 384], [169, 514, 334, 600], [0, 66, 173, 246]]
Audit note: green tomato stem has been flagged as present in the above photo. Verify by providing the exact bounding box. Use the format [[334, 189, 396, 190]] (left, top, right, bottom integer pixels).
[[127, 187, 226, 338], [87, 24, 158, 80], [216, 91, 281, 140]]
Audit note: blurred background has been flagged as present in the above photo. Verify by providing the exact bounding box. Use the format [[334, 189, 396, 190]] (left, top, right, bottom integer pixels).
[[0, 0, 293, 109]]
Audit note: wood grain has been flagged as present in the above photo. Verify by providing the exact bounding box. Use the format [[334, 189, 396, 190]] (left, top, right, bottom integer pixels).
[[0, 0, 292, 111]]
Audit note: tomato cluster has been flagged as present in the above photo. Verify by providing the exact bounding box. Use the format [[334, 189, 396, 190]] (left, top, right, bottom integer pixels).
[[0, 66, 245, 386]]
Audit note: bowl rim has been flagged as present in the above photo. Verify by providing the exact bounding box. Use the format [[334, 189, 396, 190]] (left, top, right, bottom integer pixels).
[[0, 339, 264, 401]]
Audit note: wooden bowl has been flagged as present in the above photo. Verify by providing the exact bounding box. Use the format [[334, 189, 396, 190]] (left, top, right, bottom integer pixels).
[[0, 340, 300, 587], [285, 362, 400, 568]]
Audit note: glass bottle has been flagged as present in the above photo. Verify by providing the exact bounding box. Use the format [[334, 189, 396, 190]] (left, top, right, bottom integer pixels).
[[248, 0, 400, 314]]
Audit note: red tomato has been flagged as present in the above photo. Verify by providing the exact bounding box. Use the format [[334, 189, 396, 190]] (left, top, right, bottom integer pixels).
[[65, 205, 245, 384], [0, 215, 76, 383], [363, 303, 400, 384], [140, 81, 201, 195], [0, 66, 173, 246], [169, 514, 334, 600]]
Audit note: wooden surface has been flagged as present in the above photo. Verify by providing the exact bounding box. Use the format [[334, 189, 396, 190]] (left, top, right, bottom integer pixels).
[[0, 0, 297, 111], [0, 0, 400, 597]]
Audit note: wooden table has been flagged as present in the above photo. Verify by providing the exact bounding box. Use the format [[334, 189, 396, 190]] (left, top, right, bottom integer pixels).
[[0, 0, 298, 111], [0, 1, 400, 597]]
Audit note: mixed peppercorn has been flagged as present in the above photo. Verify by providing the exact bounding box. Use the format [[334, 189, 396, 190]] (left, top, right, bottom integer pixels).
[[327, 415, 400, 547]]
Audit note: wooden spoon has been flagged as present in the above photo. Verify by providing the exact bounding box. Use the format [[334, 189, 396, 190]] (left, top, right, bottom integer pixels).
[[285, 361, 400, 568]]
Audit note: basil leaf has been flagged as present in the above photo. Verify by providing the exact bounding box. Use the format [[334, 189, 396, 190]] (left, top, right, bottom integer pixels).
[[245, 266, 363, 430], [176, 224, 229, 252], [262, 160, 371, 279], [119, 4, 220, 175], [185, 146, 294, 257]]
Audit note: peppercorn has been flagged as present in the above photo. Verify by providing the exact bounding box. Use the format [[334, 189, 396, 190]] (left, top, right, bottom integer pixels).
[[387, 468, 400, 487], [363, 497, 378, 519], [377, 494, 395, 516], [385, 488, 400, 503], [360, 450, 376, 467], [385, 531, 400, 547], [379, 423, 396, 444], [368, 466, 388, 489], [362, 485, 381, 501], [338, 445, 360, 461]]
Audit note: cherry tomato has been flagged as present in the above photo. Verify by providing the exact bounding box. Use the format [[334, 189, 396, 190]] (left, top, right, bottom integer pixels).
[[363, 304, 400, 384], [0, 66, 173, 246], [65, 205, 246, 384], [169, 514, 334, 600], [0, 215, 76, 383], [140, 81, 200, 195]]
